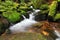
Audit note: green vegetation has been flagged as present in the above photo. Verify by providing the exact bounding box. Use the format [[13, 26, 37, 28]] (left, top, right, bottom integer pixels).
[[0, 1, 20, 23], [0, 0, 30, 23], [30, 0, 42, 9], [0, 1, 19, 12], [58, 0, 60, 2], [40, 4, 49, 10], [0, 0, 60, 40], [40, 4, 49, 14], [2, 11, 20, 23], [48, 1, 57, 17], [54, 13, 60, 21]]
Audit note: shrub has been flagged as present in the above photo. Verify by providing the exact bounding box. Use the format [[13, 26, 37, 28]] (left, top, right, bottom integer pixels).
[[2, 11, 20, 23], [0, 0, 30, 23]]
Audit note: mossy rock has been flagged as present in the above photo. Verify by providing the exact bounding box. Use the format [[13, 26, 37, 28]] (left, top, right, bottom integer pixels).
[[0, 33, 47, 40], [35, 13, 48, 21], [0, 18, 9, 35]]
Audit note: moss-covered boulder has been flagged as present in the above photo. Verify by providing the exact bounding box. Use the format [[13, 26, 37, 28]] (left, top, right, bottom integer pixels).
[[0, 17, 9, 35], [0, 33, 47, 40], [35, 14, 48, 21]]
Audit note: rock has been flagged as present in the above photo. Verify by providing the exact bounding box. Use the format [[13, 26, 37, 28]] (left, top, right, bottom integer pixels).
[[0, 16, 9, 35]]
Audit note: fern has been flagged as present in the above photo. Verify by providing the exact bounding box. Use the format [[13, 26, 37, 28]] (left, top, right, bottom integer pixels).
[[40, 4, 49, 10], [48, 1, 57, 17], [30, 0, 42, 9]]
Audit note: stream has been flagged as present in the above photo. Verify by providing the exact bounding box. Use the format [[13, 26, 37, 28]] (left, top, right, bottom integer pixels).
[[8, 6, 60, 40], [9, 7, 40, 34], [53, 27, 60, 40]]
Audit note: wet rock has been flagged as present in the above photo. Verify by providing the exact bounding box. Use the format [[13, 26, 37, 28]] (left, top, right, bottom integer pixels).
[[35, 14, 48, 21], [0, 16, 9, 35]]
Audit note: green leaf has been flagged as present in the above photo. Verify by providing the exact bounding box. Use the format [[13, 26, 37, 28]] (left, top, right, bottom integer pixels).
[[54, 13, 60, 21], [48, 1, 57, 17]]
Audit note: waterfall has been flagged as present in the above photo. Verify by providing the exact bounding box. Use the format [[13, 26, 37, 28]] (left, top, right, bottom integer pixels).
[[55, 30, 60, 40], [56, 38, 60, 40], [53, 27, 60, 40], [29, 10, 40, 20], [9, 8, 40, 34], [22, 15, 26, 19]]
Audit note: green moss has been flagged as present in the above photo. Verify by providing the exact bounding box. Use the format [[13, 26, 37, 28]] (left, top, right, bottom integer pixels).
[[48, 1, 57, 17]]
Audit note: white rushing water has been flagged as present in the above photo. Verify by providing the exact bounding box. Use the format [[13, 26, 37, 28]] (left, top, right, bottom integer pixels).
[[9, 8, 40, 34], [53, 27, 60, 40], [54, 30, 60, 40]]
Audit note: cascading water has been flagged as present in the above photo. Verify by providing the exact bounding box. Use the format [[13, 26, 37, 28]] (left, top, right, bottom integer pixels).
[[55, 30, 60, 40], [9, 8, 40, 34], [53, 27, 60, 40]]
